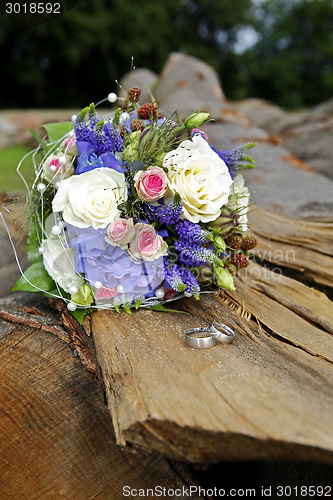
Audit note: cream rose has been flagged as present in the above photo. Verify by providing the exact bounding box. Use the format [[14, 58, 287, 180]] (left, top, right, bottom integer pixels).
[[52, 167, 127, 229], [164, 134, 232, 223], [42, 239, 84, 293], [227, 174, 250, 232]]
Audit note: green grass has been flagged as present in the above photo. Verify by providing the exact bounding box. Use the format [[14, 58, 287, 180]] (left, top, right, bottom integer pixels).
[[0, 145, 34, 193]]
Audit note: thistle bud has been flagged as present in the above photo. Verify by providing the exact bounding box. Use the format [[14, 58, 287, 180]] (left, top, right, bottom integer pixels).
[[213, 235, 226, 253], [184, 112, 210, 129], [213, 265, 236, 291]]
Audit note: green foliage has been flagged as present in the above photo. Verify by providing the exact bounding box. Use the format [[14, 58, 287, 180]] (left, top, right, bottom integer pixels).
[[0, 146, 32, 192], [43, 121, 73, 142], [70, 307, 94, 324], [0, 0, 331, 109], [145, 303, 186, 313], [240, 0, 333, 108], [0, 0, 251, 107], [12, 260, 57, 294]]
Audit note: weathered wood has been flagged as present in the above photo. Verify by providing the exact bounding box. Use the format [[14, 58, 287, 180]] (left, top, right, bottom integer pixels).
[[0, 304, 203, 499], [88, 206, 333, 464], [249, 206, 333, 287]]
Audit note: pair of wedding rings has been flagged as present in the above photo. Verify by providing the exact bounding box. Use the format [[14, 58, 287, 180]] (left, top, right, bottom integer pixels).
[[185, 321, 235, 349]]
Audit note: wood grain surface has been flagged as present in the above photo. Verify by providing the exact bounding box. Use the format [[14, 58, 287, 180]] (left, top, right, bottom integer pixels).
[[88, 207, 333, 464], [0, 318, 202, 499]]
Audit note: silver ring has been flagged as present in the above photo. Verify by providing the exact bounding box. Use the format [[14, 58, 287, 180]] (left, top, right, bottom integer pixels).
[[185, 327, 218, 349], [209, 321, 236, 344]]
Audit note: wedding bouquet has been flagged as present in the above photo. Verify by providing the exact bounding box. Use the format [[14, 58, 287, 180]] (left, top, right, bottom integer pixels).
[[13, 86, 257, 320]]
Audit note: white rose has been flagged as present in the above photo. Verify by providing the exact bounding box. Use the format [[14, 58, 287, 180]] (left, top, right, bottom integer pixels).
[[227, 174, 250, 232], [42, 239, 84, 293], [42, 153, 75, 184], [52, 167, 128, 229], [164, 134, 232, 223]]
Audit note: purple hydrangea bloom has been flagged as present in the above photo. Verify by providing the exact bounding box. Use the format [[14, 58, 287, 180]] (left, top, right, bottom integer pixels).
[[65, 224, 165, 304]]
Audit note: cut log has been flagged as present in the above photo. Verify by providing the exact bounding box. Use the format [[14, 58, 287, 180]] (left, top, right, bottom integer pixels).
[[87, 206, 333, 464], [2, 203, 333, 467], [248, 206, 333, 287], [0, 296, 204, 499]]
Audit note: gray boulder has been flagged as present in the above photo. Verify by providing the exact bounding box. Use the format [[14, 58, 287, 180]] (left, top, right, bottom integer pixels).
[[232, 97, 333, 180], [153, 52, 229, 119], [151, 53, 333, 217]]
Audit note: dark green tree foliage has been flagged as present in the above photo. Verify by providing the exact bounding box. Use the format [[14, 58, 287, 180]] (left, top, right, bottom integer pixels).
[[241, 0, 333, 109], [0, 0, 251, 108], [0, 0, 332, 108]]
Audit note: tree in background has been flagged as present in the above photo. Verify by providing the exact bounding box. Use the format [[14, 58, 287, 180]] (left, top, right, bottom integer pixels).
[[240, 0, 333, 109], [0, 0, 332, 109], [0, 0, 251, 108]]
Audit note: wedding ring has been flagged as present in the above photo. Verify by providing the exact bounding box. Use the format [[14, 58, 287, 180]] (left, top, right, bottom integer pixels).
[[209, 321, 236, 344], [185, 327, 218, 349]]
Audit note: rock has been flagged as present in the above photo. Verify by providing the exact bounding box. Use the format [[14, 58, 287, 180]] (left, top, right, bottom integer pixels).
[[150, 53, 333, 217], [153, 52, 229, 119], [231, 97, 333, 180], [204, 121, 333, 217], [0, 116, 18, 148], [1, 52, 332, 218]]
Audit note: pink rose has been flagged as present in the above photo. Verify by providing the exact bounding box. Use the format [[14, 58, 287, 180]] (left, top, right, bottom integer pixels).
[[42, 153, 74, 184], [62, 136, 77, 156], [95, 286, 118, 300], [191, 128, 209, 141], [134, 166, 168, 202], [106, 218, 134, 248], [129, 223, 168, 261]]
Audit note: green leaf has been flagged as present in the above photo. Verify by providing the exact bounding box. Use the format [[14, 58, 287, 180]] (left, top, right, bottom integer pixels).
[[43, 122, 74, 143], [123, 303, 132, 314], [70, 308, 94, 324], [113, 107, 122, 126], [145, 304, 186, 314], [12, 261, 56, 293], [27, 224, 42, 264], [29, 128, 48, 150], [135, 297, 143, 309]]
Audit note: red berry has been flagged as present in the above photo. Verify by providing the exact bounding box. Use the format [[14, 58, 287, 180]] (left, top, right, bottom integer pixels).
[[130, 119, 145, 132], [127, 86, 142, 102], [164, 288, 177, 300], [230, 253, 250, 269], [138, 102, 158, 120], [241, 236, 257, 252], [226, 235, 242, 250]]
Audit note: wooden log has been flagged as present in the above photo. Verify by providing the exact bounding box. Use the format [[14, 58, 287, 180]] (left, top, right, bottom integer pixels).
[[248, 206, 333, 287], [0, 295, 204, 499], [87, 206, 333, 465]]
